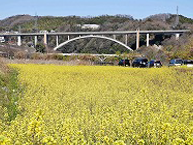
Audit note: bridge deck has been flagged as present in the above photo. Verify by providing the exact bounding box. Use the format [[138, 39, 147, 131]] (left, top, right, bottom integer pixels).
[[0, 30, 190, 37]]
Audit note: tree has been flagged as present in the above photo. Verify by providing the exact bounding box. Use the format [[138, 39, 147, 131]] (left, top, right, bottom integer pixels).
[[35, 43, 46, 53]]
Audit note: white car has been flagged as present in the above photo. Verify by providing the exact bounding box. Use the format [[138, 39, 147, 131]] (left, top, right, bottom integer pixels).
[[0, 37, 5, 43]]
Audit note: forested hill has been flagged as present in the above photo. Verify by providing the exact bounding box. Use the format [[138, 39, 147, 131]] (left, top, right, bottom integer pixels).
[[0, 14, 193, 53], [0, 14, 193, 32]]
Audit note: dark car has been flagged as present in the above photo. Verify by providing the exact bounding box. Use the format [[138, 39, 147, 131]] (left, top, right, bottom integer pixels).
[[148, 60, 162, 68], [154, 60, 162, 68], [169, 59, 183, 67], [118, 59, 130, 67], [184, 60, 193, 67], [148, 60, 155, 68], [132, 58, 148, 68]]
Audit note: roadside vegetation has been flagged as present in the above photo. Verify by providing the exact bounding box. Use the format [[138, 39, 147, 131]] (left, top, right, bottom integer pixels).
[[0, 58, 22, 124]]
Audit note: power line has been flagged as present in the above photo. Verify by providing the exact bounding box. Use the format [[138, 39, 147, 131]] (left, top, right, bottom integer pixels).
[[174, 6, 179, 28], [18, 25, 21, 33], [34, 13, 38, 32]]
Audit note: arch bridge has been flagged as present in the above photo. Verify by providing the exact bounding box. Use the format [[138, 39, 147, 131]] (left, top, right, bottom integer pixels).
[[54, 35, 133, 51], [0, 30, 190, 50]]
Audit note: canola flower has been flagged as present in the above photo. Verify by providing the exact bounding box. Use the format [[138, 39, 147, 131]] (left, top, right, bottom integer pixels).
[[0, 64, 193, 144]]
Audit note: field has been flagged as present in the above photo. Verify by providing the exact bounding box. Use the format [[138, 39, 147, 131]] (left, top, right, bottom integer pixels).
[[0, 65, 193, 145]]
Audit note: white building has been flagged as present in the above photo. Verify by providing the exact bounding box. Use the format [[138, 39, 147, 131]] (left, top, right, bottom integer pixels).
[[39, 30, 48, 33], [77, 24, 100, 30]]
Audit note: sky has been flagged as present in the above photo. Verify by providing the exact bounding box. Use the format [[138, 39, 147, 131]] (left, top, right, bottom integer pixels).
[[0, 0, 193, 20]]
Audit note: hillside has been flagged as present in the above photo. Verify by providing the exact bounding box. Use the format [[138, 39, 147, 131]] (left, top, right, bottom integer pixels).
[[1, 14, 193, 32], [0, 14, 193, 54], [0, 15, 34, 31]]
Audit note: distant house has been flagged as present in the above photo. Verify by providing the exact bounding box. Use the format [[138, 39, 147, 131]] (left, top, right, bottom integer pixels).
[[77, 24, 100, 30], [50, 30, 56, 33], [39, 30, 48, 33]]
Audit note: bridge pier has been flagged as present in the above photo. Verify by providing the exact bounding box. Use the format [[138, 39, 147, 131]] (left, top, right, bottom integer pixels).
[[44, 33, 47, 45], [113, 35, 116, 40], [125, 34, 128, 45], [136, 30, 140, 49], [67, 35, 70, 41], [56, 35, 59, 47], [34, 36, 38, 47], [17, 36, 22, 46], [176, 33, 180, 40], [146, 33, 150, 47]]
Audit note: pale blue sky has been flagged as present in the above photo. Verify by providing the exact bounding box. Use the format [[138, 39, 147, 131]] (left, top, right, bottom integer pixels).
[[0, 0, 193, 20]]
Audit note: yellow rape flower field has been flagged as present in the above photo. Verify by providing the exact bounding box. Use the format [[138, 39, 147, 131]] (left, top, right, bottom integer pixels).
[[1, 64, 193, 145]]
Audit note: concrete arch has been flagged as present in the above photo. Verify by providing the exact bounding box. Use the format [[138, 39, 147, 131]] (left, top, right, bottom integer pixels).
[[53, 35, 133, 51]]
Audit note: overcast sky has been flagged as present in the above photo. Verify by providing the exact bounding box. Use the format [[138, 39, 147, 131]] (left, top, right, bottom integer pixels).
[[0, 0, 193, 20]]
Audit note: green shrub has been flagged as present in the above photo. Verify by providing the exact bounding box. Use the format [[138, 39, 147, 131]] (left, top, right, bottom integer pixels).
[[35, 43, 46, 53], [0, 61, 23, 123]]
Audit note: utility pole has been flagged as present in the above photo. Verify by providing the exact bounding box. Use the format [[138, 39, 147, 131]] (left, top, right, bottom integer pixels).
[[34, 13, 38, 33], [18, 25, 21, 33], [174, 6, 179, 28]]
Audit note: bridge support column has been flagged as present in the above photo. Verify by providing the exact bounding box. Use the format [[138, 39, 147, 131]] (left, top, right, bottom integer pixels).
[[176, 33, 180, 40], [56, 35, 59, 47], [113, 35, 116, 39], [34, 36, 38, 47], [146, 33, 150, 47], [125, 34, 128, 45], [68, 35, 70, 40], [44, 33, 47, 45], [136, 30, 140, 49], [17, 36, 21, 46]]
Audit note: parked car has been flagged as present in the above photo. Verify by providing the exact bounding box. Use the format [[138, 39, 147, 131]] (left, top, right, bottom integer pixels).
[[148, 60, 162, 68], [118, 59, 130, 67], [0, 37, 5, 43], [184, 60, 193, 67], [154, 60, 162, 68], [132, 58, 148, 68], [169, 59, 183, 67]]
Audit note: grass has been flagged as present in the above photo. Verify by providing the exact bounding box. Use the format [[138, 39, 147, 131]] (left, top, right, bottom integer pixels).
[[0, 58, 22, 122]]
